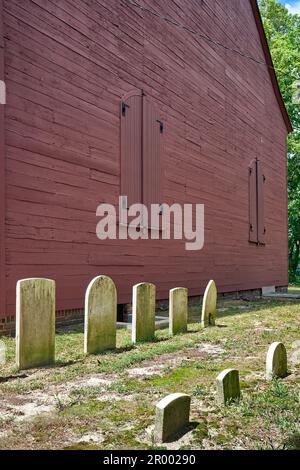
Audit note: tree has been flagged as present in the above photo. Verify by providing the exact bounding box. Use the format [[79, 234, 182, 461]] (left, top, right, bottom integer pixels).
[[259, 0, 300, 278]]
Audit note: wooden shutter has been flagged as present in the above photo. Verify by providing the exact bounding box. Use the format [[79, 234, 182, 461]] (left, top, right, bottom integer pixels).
[[249, 159, 258, 244], [120, 92, 142, 207], [142, 96, 162, 210], [257, 160, 266, 245]]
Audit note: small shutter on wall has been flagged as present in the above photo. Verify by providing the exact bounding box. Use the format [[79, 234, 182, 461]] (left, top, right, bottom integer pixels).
[[120, 93, 142, 207], [249, 159, 258, 243], [142, 97, 162, 209], [257, 160, 266, 245]]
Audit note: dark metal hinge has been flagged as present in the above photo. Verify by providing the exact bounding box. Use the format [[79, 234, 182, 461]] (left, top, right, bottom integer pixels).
[[157, 119, 164, 134], [122, 102, 130, 116]]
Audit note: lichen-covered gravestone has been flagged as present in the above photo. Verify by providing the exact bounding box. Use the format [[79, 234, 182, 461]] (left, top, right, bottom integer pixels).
[[169, 288, 188, 336], [201, 280, 217, 327], [154, 393, 191, 443], [132, 283, 155, 343], [84, 276, 117, 355], [266, 342, 288, 381], [16, 278, 55, 370], [216, 369, 241, 405]]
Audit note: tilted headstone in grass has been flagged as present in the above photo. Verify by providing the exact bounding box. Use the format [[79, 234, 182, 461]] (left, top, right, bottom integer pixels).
[[0, 341, 6, 365], [169, 287, 188, 336], [154, 393, 191, 443], [201, 280, 217, 328], [266, 342, 288, 381], [16, 278, 55, 370], [132, 283, 155, 343], [216, 369, 241, 405], [84, 276, 117, 355]]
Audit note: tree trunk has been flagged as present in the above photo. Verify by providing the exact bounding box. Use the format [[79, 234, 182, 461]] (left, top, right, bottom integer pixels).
[[291, 240, 300, 274]]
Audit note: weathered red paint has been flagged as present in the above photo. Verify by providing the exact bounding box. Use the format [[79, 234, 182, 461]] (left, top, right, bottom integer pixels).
[[0, 0, 291, 319]]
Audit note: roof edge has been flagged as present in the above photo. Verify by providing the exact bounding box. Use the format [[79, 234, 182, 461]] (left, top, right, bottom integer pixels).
[[250, 0, 293, 133]]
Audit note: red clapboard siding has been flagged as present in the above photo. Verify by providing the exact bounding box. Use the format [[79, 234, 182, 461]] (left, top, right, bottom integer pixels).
[[0, 0, 290, 319]]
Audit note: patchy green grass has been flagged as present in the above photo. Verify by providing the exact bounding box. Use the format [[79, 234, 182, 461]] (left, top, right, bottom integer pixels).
[[288, 275, 300, 292], [289, 286, 300, 294], [0, 297, 300, 450]]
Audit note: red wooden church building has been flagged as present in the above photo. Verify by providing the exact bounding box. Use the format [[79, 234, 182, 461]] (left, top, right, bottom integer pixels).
[[0, 0, 292, 332]]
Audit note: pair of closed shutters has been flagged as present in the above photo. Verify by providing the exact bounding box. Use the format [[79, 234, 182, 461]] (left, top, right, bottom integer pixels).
[[249, 159, 265, 245], [120, 91, 163, 210]]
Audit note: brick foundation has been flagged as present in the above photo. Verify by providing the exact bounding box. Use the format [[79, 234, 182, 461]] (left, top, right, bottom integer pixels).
[[56, 308, 84, 327], [0, 315, 15, 337]]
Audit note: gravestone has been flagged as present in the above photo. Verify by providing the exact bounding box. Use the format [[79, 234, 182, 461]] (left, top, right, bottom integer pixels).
[[84, 276, 117, 355], [0, 341, 6, 366], [154, 393, 191, 443], [216, 369, 240, 405], [169, 288, 188, 336], [16, 278, 55, 370], [266, 342, 288, 381], [201, 280, 217, 327], [132, 283, 155, 343]]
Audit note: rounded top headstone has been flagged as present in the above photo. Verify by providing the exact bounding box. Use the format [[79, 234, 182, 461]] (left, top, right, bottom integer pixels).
[[266, 342, 287, 380]]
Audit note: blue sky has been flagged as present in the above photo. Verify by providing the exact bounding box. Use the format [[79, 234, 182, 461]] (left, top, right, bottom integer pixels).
[[278, 0, 300, 14]]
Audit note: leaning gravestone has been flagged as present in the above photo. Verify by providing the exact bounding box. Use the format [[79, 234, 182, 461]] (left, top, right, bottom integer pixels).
[[154, 393, 191, 443], [132, 283, 155, 343], [84, 276, 117, 355], [16, 278, 55, 370], [266, 342, 287, 381], [169, 287, 188, 336], [216, 369, 241, 405], [201, 280, 217, 327]]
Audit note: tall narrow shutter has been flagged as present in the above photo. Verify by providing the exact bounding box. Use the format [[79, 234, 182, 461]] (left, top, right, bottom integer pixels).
[[257, 160, 266, 245], [142, 96, 162, 210], [120, 92, 142, 207], [249, 159, 258, 243]]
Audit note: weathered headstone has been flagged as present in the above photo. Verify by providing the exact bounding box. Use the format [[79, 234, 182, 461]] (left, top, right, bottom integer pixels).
[[154, 393, 191, 443], [169, 288, 188, 336], [132, 283, 155, 343], [84, 276, 117, 355], [16, 278, 55, 370], [266, 342, 288, 381], [291, 340, 300, 365], [0, 341, 6, 366], [216, 369, 241, 405], [201, 280, 217, 327]]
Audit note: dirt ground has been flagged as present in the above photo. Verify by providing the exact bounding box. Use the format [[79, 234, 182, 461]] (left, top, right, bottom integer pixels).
[[0, 297, 300, 450]]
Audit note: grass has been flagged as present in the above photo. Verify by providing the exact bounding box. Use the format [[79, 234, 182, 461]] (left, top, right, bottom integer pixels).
[[0, 296, 299, 450], [288, 274, 300, 293]]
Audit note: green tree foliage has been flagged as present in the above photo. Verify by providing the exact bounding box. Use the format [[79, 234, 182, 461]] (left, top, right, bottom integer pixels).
[[259, 0, 300, 278]]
